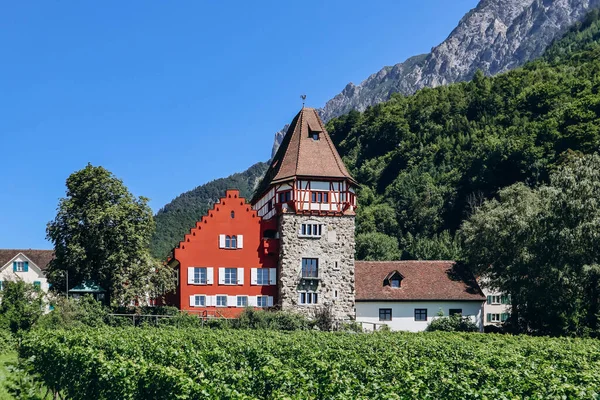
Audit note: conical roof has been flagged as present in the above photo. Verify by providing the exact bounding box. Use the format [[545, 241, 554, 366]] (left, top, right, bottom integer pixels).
[[252, 108, 356, 203]]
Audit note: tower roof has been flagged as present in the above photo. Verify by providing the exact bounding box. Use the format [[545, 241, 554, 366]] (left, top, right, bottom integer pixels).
[[252, 108, 356, 203]]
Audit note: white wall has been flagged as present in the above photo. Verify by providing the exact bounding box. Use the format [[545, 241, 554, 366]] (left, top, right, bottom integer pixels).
[[0, 254, 49, 291], [356, 301, 484, 332], [478, 277, 511, 326]]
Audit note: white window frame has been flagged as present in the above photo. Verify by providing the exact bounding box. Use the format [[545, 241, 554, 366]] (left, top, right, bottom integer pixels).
[[194, 295, 206, 307], [491, 295, 501, 305], [490, 313, 501, 322], [256, 268, 270, 285], [15, 261, 25, 272], [299, 223, 323, 238], [298, 292, 318, 305], [257, 295, 269, 308], [194, 267, 207, 284], [216, 295, 227, 307], [224, 268, 238, 285], [237, 296, 248, 307]]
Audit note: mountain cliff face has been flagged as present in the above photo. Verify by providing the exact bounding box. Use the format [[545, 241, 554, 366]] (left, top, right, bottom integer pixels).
[[272, 0, 600, 155]]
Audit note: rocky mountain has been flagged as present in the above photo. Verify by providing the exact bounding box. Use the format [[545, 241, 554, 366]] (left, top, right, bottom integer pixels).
[[272, 0, 600, 155], [152, 0, 600, 258]]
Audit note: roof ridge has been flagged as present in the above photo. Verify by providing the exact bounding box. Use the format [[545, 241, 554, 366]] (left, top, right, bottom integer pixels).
[[316, 109, 346, 177], [294, 109, 304, 176]]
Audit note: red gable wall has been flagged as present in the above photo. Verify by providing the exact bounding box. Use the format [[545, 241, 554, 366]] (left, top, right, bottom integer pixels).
[[173, 190, 278, 318]]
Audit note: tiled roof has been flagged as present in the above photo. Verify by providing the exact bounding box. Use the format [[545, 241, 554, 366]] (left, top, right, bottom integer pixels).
[[0, 249, 54, 271], [252, 108, 356, 203], [355, 261, 485, 302]]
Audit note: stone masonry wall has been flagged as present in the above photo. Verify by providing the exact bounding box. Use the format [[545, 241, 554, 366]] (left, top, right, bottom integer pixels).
[[278, 213, 355, 320]]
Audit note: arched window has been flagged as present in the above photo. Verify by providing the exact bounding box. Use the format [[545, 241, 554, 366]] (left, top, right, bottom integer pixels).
[[231, 211, 235, 218], [225, 235, 231, 248], [231, 235, 237, 249]]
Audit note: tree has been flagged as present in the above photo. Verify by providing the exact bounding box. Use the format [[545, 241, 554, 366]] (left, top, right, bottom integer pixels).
[[461, 154, 600, 336], [356, 232, 401, 261], [0, 280, 45, 334], [46, 164, 173, 306]]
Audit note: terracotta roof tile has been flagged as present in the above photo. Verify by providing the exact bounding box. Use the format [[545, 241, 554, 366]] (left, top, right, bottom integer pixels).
[[0, 249, 54, 271], [355, 261, 485, 302], [252, 108, 356, 203]]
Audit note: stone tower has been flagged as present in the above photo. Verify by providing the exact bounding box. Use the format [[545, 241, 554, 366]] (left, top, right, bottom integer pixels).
[[251, 108, 358, 319]]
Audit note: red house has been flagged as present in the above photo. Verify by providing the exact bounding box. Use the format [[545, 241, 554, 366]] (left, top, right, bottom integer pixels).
[[168, 189, 278, 318]]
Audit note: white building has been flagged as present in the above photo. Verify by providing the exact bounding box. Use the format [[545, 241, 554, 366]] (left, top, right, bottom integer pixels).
[[355, 261, 485, 332], [478, 277, 511, 326], [0, 249, 53, 293]]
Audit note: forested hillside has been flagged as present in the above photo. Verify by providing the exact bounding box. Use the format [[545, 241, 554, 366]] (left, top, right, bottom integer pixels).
[[325, 9, 600, 260], [151, 162, 268, 258]]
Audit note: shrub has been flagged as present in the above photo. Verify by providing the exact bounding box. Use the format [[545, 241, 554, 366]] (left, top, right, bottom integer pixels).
[[426, 312, 479, 333], [37, 295, 108, 330], [0, 280, 45, 334]]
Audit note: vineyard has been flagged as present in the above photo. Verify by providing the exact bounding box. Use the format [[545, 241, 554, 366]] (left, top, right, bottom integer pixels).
[[21, 327, 600, 399]]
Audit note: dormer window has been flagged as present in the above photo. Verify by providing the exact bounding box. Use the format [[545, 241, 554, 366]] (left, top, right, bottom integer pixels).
[[312, 132, 320, 140], [384, 271, 404, 288]]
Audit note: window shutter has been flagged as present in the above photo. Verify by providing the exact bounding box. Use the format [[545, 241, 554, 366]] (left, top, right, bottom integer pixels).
[[501, 295, 506, 304], [13, 262, 17, 272], [188, 267, 195, 284], [237, 268, 244, 285], [24, 262, 28, 272], [218, 268, 225, 285], [269, 268, 277, 285], [237, 235, 243, 249], [206, 295, 213, 307], [248, 296, 257, 307], [251, 268, 257, 285], [267, 296, 274, 307], [501, 313, 508, 322], [486, 296, 491, 305], [189, 295, 195, 307], [486, 313, 491, 323], [507, 294, 512, 305], [228, 295, 236, 307], [207, 267, 214, 284], [219, 234, 226, 248]]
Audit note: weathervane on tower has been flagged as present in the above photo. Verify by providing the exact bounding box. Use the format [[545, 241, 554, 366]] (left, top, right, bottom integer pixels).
[[300, 94, 306, 108]]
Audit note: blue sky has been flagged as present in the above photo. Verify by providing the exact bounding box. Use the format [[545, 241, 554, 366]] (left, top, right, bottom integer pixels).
[[0, 0, 479, 249]]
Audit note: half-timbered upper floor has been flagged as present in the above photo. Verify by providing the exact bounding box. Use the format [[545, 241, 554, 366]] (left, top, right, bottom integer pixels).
[[251, 108, 357, 219]]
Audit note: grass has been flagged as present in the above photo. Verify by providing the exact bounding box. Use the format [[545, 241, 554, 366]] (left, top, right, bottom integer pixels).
[[0, 352, 17, 400]]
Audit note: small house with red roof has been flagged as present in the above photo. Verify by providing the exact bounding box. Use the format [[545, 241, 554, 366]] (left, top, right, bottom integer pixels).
[[355, 261, 485, 331]]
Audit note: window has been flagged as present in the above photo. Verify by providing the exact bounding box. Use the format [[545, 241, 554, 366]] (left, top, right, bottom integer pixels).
[[449, 309, 462, 316], [256, 268, 270, 285], [231, 211, 235, 218], [300, 223, 322, 237], [391, 279, 401, 288], [311, 132, 320, 140], [379, 308, 392, 321], [299, 292, 318, 305], [414, 309, 427, 321], [257, 296, 269, 308], [267, 201, 273, 211], [225, 236, 231, 248], [216, 295, 227, 307], [278, 191, 291, 203], [237, 296, 248, 307], [487, 295, 502, 305], [224, 268, 237, 285], [14, 261, 27, 272], [301, 258, 318, 278], [488, 313, 501, 323], [193, 267, 207, 284], [194, 295, 206, 307], [311, 192, 328, 203], [231, 235, 237, 249], [33, 281, 41, 289]]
